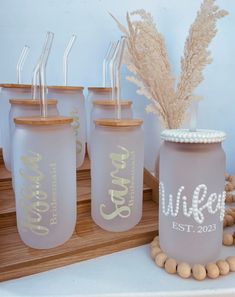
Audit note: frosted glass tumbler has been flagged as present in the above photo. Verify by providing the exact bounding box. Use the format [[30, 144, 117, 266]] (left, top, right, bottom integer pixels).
[[88, 100, 133, 155], [86, 87, 112, 146], [0, 84, 31, 171], [91, 119, 144, 232], [47, 86, 86, 168], [7, 99, 58, 171], [13, 116, 76, 249], [159, 129, 226, 265]]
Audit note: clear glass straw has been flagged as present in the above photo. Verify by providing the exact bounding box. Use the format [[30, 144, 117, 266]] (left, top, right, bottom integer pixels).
[[63, 34, 77, 86], [114, 36, 126, 119], [109, 41, 120, 101], [39, 32, 54, 118], [102, 41, 116, 87], [189, 100, 198, 132], [31, 32, 51, 100], [16, 45, 30, 84]]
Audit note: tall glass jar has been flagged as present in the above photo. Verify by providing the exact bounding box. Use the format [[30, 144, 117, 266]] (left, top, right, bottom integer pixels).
[[6, 99, 58, 172], [47, 86, 86, 168], [91, 119, 144, 232], [13, 116, 77, 249], [86, 87, 112, 147], [88, 100, 133, 155], [0, 84, 32, 170], [159, 129, 226, 265]]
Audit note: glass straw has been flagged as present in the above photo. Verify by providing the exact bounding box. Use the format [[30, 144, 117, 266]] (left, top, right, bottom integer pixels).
[[31, 32, 51, 100], [114, 36, 126, 119], [39, 32, 54, 118], [63, 34, 77, 86], [102, 41, 116, 87], [110, 40, 120, 101], [16, 45, 30, 84]]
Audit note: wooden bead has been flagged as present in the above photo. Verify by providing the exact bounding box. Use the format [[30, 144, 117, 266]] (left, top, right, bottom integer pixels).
[[177, 262, 191, 279], [150, 240, 159, 248], [232, 195, 235, 202], [206, 263, 220, 279], [155, 252, 167, 268], [192, 264, 207, 281], [225, 183, 233, 192], [216, 260, 230, 275], [164, 258, 177, 274], [225, 194, 233, 204], [225, 215, 234, 226], [223, 233, 234, 246], [226, 256, 235, 272], [223, 219, 227, 228], [150, 246, 162, 259]]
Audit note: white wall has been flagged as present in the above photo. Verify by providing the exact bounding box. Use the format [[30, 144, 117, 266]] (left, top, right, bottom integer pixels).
[[0, 0, 234, 172]]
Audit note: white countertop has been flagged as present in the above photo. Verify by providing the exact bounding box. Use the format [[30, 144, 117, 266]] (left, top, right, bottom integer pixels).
[[0, 244, 235, 297]]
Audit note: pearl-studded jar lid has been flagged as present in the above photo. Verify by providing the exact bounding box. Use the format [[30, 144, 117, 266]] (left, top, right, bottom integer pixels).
[[161, 129, 226, 144]]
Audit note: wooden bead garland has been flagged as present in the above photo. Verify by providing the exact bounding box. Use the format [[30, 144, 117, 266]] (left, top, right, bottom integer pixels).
[[149, 174, 235, 281]]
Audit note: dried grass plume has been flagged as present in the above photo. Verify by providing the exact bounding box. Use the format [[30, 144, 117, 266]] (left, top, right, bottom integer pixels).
[[111, 0, 228, 129]]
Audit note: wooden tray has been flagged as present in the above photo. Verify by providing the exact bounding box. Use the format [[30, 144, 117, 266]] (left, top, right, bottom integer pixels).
[[0, 149, 158, 282]]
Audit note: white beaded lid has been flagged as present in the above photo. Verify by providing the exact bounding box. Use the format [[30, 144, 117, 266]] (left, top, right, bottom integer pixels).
[[161, 129, 226, 143]]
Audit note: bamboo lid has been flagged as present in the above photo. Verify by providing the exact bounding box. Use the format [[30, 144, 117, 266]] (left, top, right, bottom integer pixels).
[[10, 99, 57, 106], [0, 84, 31, 89], [88, 87, 112, 92], [48, 85, 84, 91], [95, 119, 143, 127], [14, 116, 73, 126], [93, 100, 132, 107]]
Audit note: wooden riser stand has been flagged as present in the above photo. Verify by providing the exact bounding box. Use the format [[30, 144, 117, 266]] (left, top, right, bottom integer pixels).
[[0, 148, 158, 281]]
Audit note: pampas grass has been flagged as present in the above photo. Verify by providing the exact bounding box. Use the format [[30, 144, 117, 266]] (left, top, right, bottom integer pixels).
[[111, 0, 228, 129]]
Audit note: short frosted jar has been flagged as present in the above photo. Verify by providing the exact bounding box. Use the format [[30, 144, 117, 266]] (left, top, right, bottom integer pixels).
[[88, 100, 133, 155], [47, 86, 86, 168], [7, 99, 58, 172], [0, 84, 31, 170], [13, 116, 77, 249], [159, 129, 226, 265], [91, 119, 144, 232]]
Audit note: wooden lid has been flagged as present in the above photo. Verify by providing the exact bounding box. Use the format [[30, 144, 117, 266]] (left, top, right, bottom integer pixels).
[[95, 119, 143, 127], [14, 116, 73, 125], [48, 85, 84, 91], [88, 87, 112, 92], [10, 99, 57, 106], [0, 83, 31, 89], [93, 100, 132, 107]]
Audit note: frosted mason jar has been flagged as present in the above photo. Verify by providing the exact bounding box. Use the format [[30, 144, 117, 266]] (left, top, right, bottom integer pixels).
[[159, 129, 226, 265], [7, 99, 58, 172], [47, 86, 86, 168], [86, 87, 112, 145], [91, 119, 144, 232], [13, 116, 77, 249], [0, 84, 31, 171], [88, 100, 133, 155]]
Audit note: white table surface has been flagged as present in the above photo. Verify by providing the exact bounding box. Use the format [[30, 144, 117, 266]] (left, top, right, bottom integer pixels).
[[0, 243, 235, 297]]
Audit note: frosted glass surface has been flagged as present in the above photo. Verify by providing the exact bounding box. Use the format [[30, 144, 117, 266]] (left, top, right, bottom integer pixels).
[[13, 124, 77, 249], [159, 142, 226, 264], [47, 89, 86, 168], [91, 125, 144, 232]]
